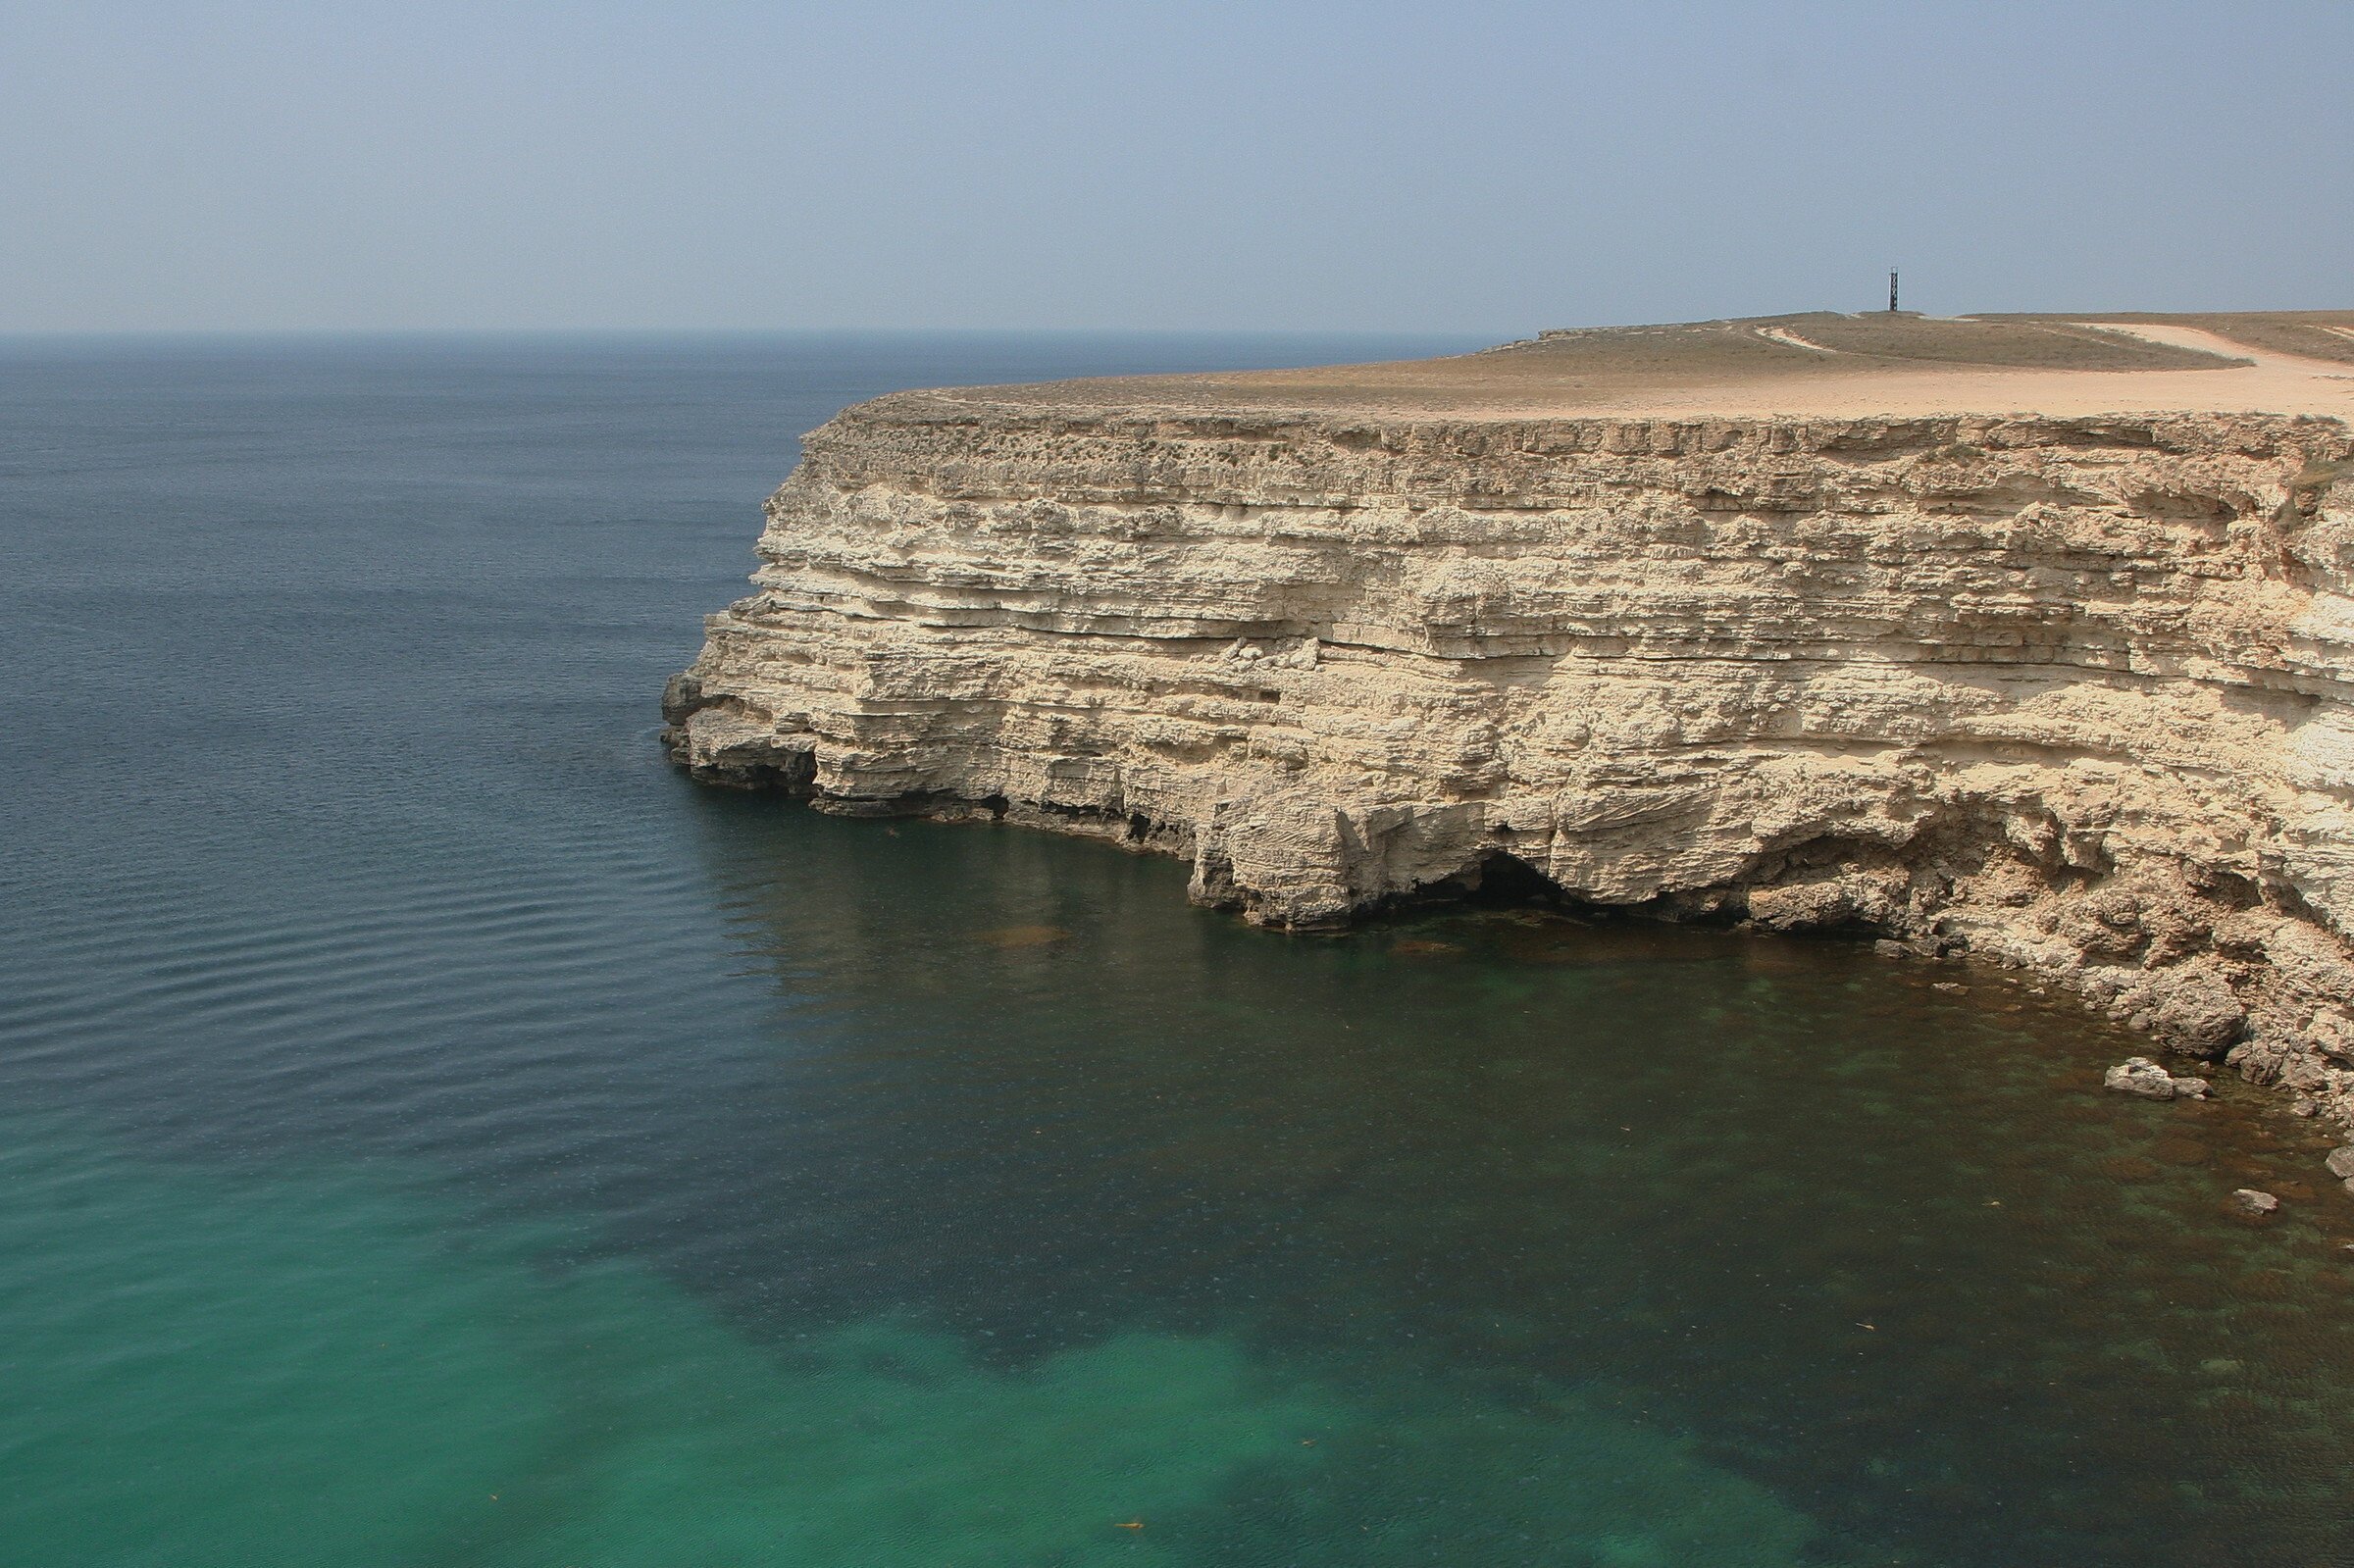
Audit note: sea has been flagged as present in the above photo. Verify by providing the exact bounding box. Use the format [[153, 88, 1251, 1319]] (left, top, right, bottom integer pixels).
[[2, 331, 2350, 1567]]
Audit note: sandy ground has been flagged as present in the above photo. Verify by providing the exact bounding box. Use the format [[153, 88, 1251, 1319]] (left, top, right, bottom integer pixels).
[[1506, 329, 2354, 420], [935, 312, 2354, 423]]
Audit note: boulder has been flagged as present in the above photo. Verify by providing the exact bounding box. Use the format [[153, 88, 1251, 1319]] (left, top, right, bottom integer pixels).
[[2324, 1145, 2354, 1181], [2104, 1057, 2207, 1100], [2229, 1189, 2279, 1214], [2151, 986, 2247, 1059]]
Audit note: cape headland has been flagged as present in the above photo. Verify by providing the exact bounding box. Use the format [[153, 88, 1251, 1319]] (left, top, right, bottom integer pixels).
[[667, 310, 2354, 1148]]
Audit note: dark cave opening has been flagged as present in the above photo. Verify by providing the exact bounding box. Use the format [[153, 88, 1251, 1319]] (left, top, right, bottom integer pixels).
[[1463, 850, 1563, 908]]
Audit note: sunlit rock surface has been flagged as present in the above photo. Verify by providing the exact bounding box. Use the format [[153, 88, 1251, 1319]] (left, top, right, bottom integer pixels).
[[670, 313, 2354, 1130]]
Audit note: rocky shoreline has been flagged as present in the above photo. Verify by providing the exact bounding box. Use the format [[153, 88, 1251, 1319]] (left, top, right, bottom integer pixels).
[[666, 342, 2354, 1187]]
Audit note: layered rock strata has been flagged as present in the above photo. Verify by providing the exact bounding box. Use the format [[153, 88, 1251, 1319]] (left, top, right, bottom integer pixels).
[[667, 383, 2354, 1131]]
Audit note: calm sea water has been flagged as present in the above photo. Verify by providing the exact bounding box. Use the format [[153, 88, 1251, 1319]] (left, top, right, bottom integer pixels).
[[4, 331, 2353, 1568]]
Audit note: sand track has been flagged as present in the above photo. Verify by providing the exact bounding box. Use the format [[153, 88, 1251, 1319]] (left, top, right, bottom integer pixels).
[[1753, 326, 1840, 355]]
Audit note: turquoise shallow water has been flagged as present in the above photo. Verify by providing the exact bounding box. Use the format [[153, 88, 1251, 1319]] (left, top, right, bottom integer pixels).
[[3, 332, 2352, 1567]]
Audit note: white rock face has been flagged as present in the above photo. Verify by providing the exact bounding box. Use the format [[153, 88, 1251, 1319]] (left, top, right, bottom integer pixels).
[[668, 393, 2354, 1125], [2104, 1057, 2209, 1100]]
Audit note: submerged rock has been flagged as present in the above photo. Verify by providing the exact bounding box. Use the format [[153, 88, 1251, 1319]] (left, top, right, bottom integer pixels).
[[2104, 1057, 2209, 1101], [2229, 1188, 2280, 1214]]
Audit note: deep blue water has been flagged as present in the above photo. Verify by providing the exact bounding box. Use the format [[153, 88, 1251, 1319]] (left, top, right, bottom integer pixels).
[[3, 331, 2352, 1568]]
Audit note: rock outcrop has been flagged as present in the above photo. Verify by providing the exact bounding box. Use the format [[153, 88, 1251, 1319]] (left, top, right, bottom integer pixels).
[[666, 319, 2354, 1135], [2105, 1057, 2209, 1101]]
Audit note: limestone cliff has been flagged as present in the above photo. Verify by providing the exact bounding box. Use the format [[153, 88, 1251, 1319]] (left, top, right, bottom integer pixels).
[[666, 316, 2354, 1132]]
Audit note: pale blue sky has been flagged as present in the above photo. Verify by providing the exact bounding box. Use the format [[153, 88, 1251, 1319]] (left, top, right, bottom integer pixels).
[[3, 0, 2347, 333]]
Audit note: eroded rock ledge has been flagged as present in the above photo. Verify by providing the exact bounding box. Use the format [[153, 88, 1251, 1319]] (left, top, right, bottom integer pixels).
[[667, 392, 2354, 1132]]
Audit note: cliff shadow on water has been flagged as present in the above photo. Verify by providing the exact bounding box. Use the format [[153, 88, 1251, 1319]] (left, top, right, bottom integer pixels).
[[653, 788, 2354, 1568]]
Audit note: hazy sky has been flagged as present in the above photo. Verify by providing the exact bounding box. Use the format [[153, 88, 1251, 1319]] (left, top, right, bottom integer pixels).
[[4, 0, 2347, 334]]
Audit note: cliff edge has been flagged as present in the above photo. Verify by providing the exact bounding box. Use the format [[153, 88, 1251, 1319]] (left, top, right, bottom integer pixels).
[[667, 311, 2354, 1136]]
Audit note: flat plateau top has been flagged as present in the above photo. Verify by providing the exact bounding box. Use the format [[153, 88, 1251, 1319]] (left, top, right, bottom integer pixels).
[[921, 311, 2354, 423]]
